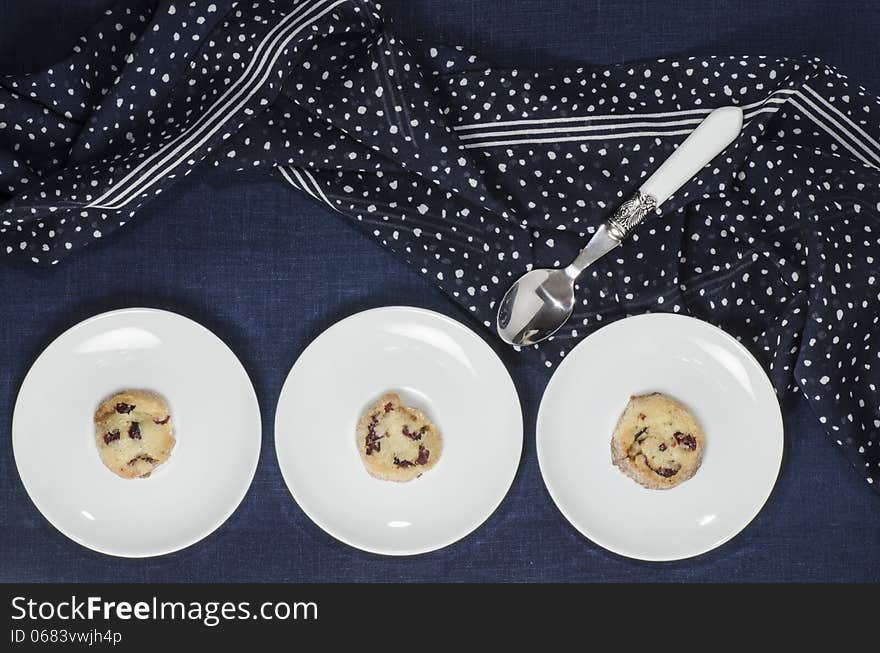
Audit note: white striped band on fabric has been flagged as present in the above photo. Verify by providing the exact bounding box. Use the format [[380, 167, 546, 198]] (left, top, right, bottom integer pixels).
[[88, 0, 348, 211], [453, 89, 795, 132], [278, 165, 339, 213], [455, 86, 880, 170]]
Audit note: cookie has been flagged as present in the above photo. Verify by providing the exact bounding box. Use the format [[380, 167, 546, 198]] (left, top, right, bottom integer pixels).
[[94, 390, 175, 479], [610, 392, 705, 490], [356, 392, 442, 482]]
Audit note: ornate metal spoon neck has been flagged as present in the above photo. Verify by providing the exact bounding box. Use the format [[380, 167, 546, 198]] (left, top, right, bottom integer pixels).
[[605, 191, 658, 241], [564, 191, 658, 281]]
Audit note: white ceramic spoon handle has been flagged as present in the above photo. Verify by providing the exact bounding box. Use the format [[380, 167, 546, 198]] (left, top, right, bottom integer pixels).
[[602, 106, 743, 242], [639, 105, 743, 207], [565, 106, 743, 279]]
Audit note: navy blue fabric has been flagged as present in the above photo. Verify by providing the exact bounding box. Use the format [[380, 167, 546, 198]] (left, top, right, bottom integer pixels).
[[1, 1, 879, 582]]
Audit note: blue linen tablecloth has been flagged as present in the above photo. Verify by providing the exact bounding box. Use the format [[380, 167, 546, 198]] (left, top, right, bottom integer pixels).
[[1, 0, 879, 582]]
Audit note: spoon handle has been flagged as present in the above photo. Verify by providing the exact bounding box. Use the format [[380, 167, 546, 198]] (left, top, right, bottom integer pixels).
[[606, 105, 743, 241], [565, 106, 742, 279], [640, 106, 743, 208]]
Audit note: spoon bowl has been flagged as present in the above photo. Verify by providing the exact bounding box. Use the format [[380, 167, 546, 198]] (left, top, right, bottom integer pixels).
[[497, 268, 575, 345]]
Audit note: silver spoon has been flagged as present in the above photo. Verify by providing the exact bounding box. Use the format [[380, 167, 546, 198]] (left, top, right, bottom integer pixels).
[[496, 106, 743, 346]]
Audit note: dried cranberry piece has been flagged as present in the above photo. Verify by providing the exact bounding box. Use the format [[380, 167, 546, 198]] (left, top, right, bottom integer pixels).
[[154, 415, 171, 425], [365, 430, 383, 455], [416, 444, 430, 465], [365, 440, 381, 455], [128, 422, 141, 440], [127, 454, 157, 466], [365, 415, 384, 455], [654, 467, 678, 478], [658, 443, 667, 452], [384, 402, 394, 413], [103, 430, 120, 445], [673, 431, 697, 451], [393, 457, 414, 468], [115, 402, 135, 414], [402, 425, 422, 441]]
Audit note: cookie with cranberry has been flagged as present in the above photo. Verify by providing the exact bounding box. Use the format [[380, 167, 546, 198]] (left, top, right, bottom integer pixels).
[[357, 392, 442, 482], [94, 390, 175, 479], [610, 392, 705, 490]]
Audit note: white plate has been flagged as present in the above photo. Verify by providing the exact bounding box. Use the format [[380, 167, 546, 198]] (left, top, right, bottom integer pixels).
[[12, 308, 261, 557], [537, 313, 783, 561], [275, 306, 522, 555]]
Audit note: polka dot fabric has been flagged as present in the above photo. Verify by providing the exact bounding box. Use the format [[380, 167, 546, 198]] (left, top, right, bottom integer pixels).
[[2, 0, 879, 492]]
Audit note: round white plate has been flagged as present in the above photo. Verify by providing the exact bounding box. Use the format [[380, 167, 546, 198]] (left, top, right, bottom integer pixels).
[[537, 313, 783, 561], [275, 306, 522, 555], [13, 308, 261, 557]]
